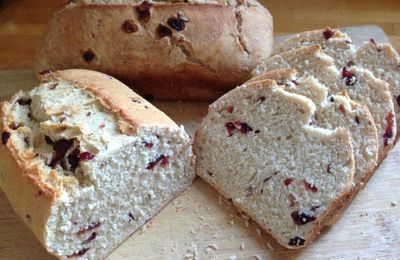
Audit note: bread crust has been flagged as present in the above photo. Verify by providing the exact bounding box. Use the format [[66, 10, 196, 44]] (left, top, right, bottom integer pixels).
[[41, 69, 178, 134], [35, 2, 273, 101]]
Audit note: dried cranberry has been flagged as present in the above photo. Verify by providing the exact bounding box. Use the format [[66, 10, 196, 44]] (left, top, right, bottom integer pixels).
[[396, 95, 400, 107], [291, 80, 299, 86], [86, 111, 92, 116], [44, 136, 53, 145], [167, 17, 186, 31], [121, 20, 138, 33], [77, 221, 101, 235], [303, 180, 318, 192], [342, 66, 356, 86], [225, 122, 236, 136], [288, 236, 305, 246], [79, 152, 94, 161], [82, 232, 97, 244], [238, 122, 253, 134], [50, 139, 74, 168], [82, 49, 95, 63], [17, 98, 32, 106], [69, 248, 89, 257], [284, 178, 293, 186], [26, 214, 31, 220], [254, 130, 260, 133], [245, 185, 255, 197], [135, 1, 152, 23], [67, 148, 80, 171], [370, 38, 382, 52], [226, 106, 234, 113], [2, 132, 10, 145], [146, 154, 169, 170], [329, 96, 335, 102], [323, 29, 334, 40], [257, 96, 266, 102], [327, 163, 332, 174], [128, 212, 135, 221], [383, 112, 394, 146], [143, 142, 154, 148], [8, 122, 19, 130], [156, 24, 172, 39], [291, 210, 316, 225]]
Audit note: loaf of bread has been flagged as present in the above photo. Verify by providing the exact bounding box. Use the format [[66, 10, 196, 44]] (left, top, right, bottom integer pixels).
[[0, 69, 194, 259], [35, 0, 273, 101], [194, 79, 355, 248], [273, 27, 400, 141], [253, 45, 396, 162]]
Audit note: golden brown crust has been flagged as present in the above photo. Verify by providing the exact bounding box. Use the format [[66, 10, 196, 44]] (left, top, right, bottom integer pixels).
[[0, 103, 55, 250], [35, 2, 273, 101], [40, 69, 178, 134]]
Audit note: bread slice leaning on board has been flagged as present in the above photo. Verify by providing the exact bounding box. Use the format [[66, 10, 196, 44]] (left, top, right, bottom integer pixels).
[[35, 0, 273, 101], [0, 69, 194, 259], [249, 68, 379, 226], [194, 79, 355, 248], [272, 27, 400, 141], [253, 44, 396, 163]]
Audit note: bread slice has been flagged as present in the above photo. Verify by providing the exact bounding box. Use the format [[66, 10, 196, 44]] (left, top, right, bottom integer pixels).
[[273, 27, 400, 141], [252, 45, 396, 162], [249, 68, 378, 187], [0, 69, 194, 259], [354, 39, 400, 140], [194, 79, 355, 248], [272, 27, 355, 67]]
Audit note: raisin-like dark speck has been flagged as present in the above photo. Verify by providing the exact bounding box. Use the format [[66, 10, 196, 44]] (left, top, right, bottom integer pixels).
[[2, 132, 10, 145], [167, 17, 186, 31], [288, 236, 305, 246], [291, 210, 316, 225], [121, 20, 138, 33]]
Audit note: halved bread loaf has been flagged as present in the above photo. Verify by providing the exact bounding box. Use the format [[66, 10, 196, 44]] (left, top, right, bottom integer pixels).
[[252, 45, 396, 161], [0, 69, 194, 259], [194, 79, 355, 248]]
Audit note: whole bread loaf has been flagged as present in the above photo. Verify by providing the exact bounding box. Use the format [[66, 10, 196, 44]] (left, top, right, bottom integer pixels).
[[194, 79, 355, 248], [35, 0, 273, 101], [0, 69, 194, 259]]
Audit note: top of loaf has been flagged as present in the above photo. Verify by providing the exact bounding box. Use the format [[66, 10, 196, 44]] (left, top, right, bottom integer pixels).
[[0, 69, 184, 196]]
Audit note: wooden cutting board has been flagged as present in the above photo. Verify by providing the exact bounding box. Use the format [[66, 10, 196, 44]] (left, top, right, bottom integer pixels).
[[0, 25, 399, 260]]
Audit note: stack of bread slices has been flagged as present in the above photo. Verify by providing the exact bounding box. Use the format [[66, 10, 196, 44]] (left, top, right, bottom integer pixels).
[[195, 27, 400, 248]]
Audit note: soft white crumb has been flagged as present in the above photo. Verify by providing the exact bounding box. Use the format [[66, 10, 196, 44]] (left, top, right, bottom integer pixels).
[[240, 243, 245, 251], [228, 255, 237, 260], [213, 233, 218, 238]]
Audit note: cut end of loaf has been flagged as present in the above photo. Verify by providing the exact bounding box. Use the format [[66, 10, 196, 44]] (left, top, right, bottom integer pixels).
[[0, 71, 194, 258]]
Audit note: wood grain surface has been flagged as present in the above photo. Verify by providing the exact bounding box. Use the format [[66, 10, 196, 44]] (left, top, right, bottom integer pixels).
[[0, 0, 400, 259]]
